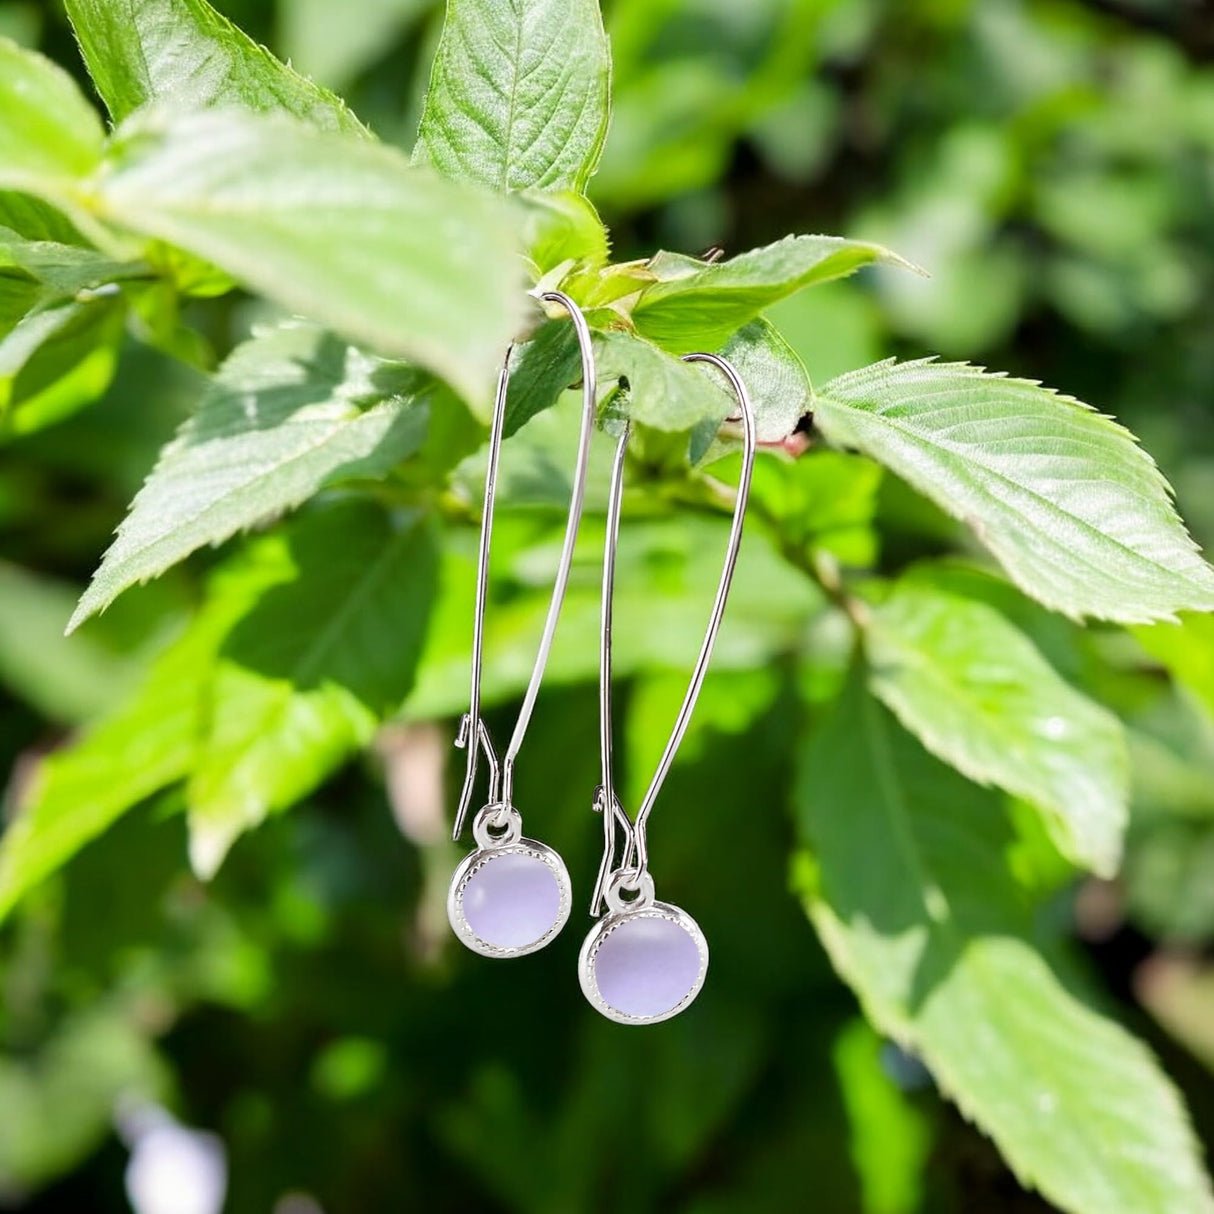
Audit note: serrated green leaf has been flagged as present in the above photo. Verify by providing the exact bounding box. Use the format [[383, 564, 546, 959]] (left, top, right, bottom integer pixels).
[[64, 0, 367, 134], [0, 38, 105, 195], [813, 359, 1214, 623], [632, 236, 912, 351], [70, 322, 431, 630], [80, 109, 525, 404], [414, 0, 611, 194], [864, 579, 1129, 876], [187, 500, 437, 875], [593, 329, 734, 432], [795, 669, 1214, 1214]]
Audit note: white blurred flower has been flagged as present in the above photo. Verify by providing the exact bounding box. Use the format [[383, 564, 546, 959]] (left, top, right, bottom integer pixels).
[[121, 1105, 227, 1214]]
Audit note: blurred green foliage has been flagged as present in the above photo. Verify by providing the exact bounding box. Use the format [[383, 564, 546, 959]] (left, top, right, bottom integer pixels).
[[1, 0, 1214, 1211]]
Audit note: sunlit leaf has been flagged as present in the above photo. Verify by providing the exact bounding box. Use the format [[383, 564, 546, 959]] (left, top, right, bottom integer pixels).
[[0, 38, 105, 195], [414, 0, 611, 194], [795, 670, 1214, 1214], [70, 322, 432, 630], [81, 109, 526, 404], [864, 578, 1129, 875], [64, 0, 367, 134], [632, 236, 914, 351], [813, 359, 1214, 623]]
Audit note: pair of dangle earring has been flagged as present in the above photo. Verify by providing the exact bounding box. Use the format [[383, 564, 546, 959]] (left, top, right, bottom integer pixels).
[[446, 302, 757, 1027]]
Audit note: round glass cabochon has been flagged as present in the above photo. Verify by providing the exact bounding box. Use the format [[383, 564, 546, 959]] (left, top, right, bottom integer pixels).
[[579, 903, 708, 1024], [448, 841, 571, 957]]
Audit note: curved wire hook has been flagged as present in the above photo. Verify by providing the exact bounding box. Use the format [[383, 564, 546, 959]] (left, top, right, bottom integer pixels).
[[452, 291, 597, 841], [591, 352, 757, 913]]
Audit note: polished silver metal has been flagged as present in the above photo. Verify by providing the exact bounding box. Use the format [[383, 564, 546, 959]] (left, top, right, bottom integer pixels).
[[590, 352, 757, 915], [447, 291, 595, 959], [452, 290, 597, 841], [580, 352, 755, 1025], [578, 901, 710, 1025]]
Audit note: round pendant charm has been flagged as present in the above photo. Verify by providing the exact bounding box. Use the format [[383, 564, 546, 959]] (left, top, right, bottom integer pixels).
[[447, 807, 571, 958], [578, 881, 708, 1024]]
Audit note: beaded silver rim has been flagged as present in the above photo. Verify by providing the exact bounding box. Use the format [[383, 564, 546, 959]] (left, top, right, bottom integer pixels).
[[577, 900, 709, 1025], [447, 836, 572, 959]]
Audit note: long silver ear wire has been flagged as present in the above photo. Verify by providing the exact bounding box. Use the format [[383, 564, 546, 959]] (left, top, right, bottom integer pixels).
[[580, 353, 756, 1024], [446, 291, 596, 959]]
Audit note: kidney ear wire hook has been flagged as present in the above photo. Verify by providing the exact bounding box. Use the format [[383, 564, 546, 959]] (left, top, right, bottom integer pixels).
[[452, 291, 598, 841], [590, 352, 757, 914]]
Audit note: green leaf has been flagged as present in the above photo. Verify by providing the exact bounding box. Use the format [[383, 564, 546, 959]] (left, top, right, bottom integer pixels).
[[1135, 612, 1214, 723], [593, 329, 734, 432], [0, 294, 125, 431], [795, 670, 1214, 1214], [414, 0, 611, 194], [632, 236, 913, 351], [502, 317, 583, 437], [0, 192, 89, 245], [82, 109, 526, 404], [0, 556, 264, 923], [187, 500, 437, 875], [69, 322, 431, 630], [720, 319, 812, 443], [515, 190, 609, 276], [813, 359, 1214, 623], [0, 38, 105, 194], [0, 225, 141, 299], [864, 579, 1129, 876], [63, 0, 367, 134]]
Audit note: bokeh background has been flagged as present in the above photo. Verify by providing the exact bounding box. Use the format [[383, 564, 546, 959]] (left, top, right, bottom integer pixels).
[[2, 0, 1214, 1210]]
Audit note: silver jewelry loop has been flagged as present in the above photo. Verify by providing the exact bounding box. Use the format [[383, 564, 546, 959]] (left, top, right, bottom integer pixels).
[[604, 869, 655, 915], [472, 803, 523, 850], [452, 291, 598, 840], [592, 352, 757, 913]]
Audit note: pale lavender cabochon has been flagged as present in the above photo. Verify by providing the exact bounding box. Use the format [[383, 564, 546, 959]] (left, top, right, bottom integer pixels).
[[592, 914, 703, 1019], [461, 851, 563, 950]]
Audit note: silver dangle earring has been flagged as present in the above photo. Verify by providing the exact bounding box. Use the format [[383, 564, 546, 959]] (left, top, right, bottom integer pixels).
[[447, 291, 597, 959], [578, 353, 756, 1024]]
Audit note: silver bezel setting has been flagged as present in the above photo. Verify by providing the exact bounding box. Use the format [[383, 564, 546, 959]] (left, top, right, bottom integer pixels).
[[578, 900, 709, 1025], [447, 837, 572, 959]]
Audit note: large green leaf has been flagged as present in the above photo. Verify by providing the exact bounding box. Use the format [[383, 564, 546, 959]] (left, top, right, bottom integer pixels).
[[70, 322, 431, 630], [80, 109, 525, 404], [63, 0, 366, 134], [0, 555, 266, 923], [795, 670, 1214, 1214], [813, 359, 1214, 623], [0, 38, 105, 195], [631, 236, 911, 351], [0, 500, 438, 915], [864, 579, 1129, 876], [593, 329, 734, 432], [414, 0, 611, 194], [187, 500, 437, 874]]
